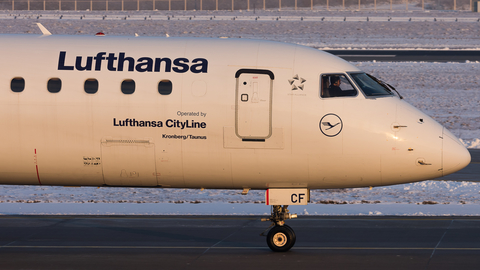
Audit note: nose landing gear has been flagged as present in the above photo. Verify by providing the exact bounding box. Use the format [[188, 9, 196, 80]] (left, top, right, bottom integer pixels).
[[261, 205, 297, 252], [266, 224, 296, 252]]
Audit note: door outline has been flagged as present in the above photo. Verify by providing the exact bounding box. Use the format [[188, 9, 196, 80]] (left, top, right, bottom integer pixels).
[[235, 69, 274, 141], [101, 138, 157, 186]]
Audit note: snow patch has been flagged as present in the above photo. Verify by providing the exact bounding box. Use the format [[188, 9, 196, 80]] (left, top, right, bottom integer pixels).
[[2, 181, 480, 215]]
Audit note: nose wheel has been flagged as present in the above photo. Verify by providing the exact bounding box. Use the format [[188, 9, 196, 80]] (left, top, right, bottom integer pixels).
[[267, 224, 296, 252], [261, 205, 297, 252]]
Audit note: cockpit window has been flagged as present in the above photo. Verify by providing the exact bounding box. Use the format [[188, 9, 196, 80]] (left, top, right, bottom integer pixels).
[[349, 73, 393, 97], [320, 74, 357, 98]]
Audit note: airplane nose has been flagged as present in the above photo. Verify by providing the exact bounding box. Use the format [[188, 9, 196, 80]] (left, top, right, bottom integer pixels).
[[442, 128, 471, 177]]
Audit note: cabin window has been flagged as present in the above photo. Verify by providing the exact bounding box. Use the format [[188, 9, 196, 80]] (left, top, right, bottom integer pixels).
[[47, 78, 62, 93], [84, 79, 99, 94], [121, 79, 135, 94], [321, 74, 357, 98], [349, 73, 393, 97], [158, 80, 172, 95], [11, 77, 25, 92]]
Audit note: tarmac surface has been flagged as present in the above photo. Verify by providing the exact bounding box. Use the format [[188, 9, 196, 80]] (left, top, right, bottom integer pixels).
[[2, 215, 480, 270], [326, 50, 480, 62]]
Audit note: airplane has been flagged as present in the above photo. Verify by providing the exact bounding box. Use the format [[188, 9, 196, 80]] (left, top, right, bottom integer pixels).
[[0, 24, 471, 252]]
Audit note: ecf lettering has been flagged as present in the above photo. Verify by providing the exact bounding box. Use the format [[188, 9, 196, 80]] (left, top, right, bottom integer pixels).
[[291, 193, 305, 204]]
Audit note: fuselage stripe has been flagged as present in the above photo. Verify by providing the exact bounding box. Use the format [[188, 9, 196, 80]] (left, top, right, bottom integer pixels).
[[266, 189, 269, 205], [36, 165, 41, 185], [34, 149, 42, 185]]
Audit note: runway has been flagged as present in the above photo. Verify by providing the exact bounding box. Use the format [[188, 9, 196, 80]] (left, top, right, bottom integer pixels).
[[2, 215, 480, 270], [325, 50, 480, 62]]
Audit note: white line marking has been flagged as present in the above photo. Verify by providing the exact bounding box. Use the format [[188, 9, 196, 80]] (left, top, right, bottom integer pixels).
[[3, 246, 480, 251], [335, 55, 397, 57]]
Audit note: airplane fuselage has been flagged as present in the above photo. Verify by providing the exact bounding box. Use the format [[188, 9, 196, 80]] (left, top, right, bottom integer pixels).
[[0, 34, 470, 190]]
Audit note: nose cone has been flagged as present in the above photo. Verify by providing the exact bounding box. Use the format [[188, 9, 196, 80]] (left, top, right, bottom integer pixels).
[[442, 128, 471, 176]]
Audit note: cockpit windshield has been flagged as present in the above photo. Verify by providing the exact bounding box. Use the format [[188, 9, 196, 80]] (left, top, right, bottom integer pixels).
[[349, 73, 393, 97]]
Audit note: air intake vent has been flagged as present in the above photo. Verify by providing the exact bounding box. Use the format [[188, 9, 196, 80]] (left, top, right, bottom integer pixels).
[[101, 138, 153, 146]]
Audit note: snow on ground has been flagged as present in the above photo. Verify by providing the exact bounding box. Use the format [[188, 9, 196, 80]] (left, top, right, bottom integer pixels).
[[0, 10, 479, 215], [1, 180, 480, 216], [1, 180, 479, 205], [1, 10, 480, 49]]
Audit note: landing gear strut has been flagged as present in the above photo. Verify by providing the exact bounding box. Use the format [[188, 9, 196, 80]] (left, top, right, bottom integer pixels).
[[261, 205, 297, 252]]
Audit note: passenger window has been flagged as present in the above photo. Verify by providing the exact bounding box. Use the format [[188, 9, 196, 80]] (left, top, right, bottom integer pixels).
[[84, 79, 98, 94], [121, 79, 135, 94], [47, 78, 62, 93], [158, 80, 172, 95], [321, 74, 357, 98], [11, 77, 25, 92]]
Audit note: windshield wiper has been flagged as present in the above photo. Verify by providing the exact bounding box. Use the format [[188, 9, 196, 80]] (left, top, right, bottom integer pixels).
[[366, 74, 404, 99]]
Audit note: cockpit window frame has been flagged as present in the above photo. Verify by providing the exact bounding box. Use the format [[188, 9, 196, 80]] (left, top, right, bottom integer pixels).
[[348, 72, 394, 98], [319, 73, 359, 99]]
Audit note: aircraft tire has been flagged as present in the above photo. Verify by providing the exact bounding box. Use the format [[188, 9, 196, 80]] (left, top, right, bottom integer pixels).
[[266, 225, 296, 252], [283, 224, 296, 247]]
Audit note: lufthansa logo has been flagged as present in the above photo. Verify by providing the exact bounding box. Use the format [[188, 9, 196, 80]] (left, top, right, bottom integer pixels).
[[319, 114, 343, 137]]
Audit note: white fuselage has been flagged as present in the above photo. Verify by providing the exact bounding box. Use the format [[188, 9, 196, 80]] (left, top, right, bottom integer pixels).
[[0, 34, 470, 190]]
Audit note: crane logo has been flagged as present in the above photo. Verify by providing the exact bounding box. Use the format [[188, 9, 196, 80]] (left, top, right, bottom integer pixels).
[[320, 114, 343, 137]]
